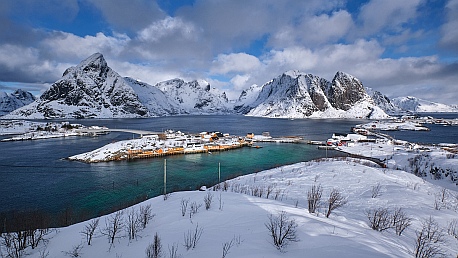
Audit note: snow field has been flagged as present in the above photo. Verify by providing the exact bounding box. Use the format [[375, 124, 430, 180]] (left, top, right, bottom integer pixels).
[[21, 158, 458, 258]]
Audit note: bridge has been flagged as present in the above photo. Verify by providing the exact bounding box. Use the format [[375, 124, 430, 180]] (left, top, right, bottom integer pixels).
[[76, 128, 163, 138]]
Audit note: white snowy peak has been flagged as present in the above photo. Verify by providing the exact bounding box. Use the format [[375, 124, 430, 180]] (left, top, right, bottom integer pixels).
[[154, 78, 231, 114], [0, 89, 36, 116]]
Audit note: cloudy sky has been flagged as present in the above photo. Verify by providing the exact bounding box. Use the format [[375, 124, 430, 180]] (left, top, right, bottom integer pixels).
[[0, 0, 457, 104]]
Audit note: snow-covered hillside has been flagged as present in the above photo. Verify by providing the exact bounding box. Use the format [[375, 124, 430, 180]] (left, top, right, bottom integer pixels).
[[243, 71, 389, 119], [11, 158, 458, 257], [393, 96, 458, 113], [0, 89, 36, 116]]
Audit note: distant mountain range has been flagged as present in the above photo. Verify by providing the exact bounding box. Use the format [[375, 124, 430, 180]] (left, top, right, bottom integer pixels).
[[1, 53, 456, 119]]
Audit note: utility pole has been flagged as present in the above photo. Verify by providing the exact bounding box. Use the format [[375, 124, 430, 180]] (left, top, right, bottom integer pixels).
[[164, 159, 167, 196], [218, 162, 221, 183]]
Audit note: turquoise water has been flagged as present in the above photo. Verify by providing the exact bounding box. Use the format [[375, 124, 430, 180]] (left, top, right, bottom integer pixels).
[[1, 114, 456, 224]]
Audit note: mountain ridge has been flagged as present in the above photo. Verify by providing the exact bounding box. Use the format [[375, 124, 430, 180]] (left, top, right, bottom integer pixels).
[[2, 53, 455, 119]]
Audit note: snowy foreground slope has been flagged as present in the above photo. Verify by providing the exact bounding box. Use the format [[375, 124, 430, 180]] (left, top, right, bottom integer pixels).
[[21, 159, 458, 258]]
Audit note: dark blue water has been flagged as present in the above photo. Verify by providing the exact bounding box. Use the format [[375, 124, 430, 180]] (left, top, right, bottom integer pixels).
[[0, 115, 456, 221]]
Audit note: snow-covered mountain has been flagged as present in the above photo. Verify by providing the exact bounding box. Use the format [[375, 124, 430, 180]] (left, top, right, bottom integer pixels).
[[0, 89, 36, 116], [3, 53, 149, 119], [392, 96, 458, 113], [154, 78, 232, 114], [366, 88, 402, 115], [240, 71, 389, 119], [233, 84, 263, 113]]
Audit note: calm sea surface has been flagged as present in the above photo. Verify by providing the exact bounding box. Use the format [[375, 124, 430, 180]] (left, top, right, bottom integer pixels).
[[0, 115, 456, 221]]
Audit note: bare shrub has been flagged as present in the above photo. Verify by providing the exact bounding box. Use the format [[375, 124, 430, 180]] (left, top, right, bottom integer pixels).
[[146, 233, 163, 258], [63, 243, 83, 258], [139, 204, 155, 229], [180, 198, 189, 217], [414, 217, 446, 258], [183, 223, 203, 250], [307, 184, 323, 214], [189, 202, 202, 219], [126, 208, 141, 241], [392, 207, 412, 236], [102, 211, 124, 245], [447, 219, 458, 240], [266, 184, 275, 199], [265, 211, 298, 250], [204, 192, 213, 210], [221, 235, 242, 258], [168, 243, 179, 258], [366, 208, 392, 231], [371, 183, 382, 198], [325, 188, 347, 218], [80, 218, 99, 245], [222, 239, 235, 258]]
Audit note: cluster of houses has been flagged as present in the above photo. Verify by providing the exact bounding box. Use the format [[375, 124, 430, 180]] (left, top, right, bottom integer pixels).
[[326, 133, 372, 147]]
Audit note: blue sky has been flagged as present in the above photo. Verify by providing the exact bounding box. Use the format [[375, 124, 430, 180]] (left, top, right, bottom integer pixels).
[[0, 0, 457, 104]]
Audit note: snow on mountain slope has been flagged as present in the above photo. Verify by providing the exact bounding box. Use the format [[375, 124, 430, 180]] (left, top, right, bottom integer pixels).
[[245, 71, 389, 119], [0, 89, 36, 116], [124, 77, 180, 116], [154, 78, 231, 114], [393, 96, 458, 113], [233, 84, 263, 113], [20, 159, 458, 257], [3, 53, 148, 119], [366, 87, 401, 115]]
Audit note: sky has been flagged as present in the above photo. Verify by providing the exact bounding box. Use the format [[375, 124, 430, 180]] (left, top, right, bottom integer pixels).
[[0, 0, 457, 104]]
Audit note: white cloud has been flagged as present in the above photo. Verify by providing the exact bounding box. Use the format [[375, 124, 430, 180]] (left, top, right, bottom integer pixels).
[[138, 17, 198, 42], [211, 53, 262, 74], [357, 0, 423, 35], [230, 74, 252, 91], [440, 0, 458, 51], [271, 10, 354, 48], [42, 32, 130, 61]]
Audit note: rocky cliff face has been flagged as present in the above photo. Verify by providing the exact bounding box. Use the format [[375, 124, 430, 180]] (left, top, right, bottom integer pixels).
[[0, 89, 36, 116]]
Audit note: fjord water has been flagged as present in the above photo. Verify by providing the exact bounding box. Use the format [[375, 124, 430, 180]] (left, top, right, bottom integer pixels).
[[0, 115, 456, 222]]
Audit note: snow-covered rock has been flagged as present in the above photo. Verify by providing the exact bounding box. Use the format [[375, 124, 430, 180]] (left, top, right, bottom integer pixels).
[[392, 96, 458, 113], [244, 71, 389, 119], [0, 89, 36, 116]]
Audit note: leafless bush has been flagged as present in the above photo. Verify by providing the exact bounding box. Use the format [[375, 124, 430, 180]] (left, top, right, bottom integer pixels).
[[102, 211, 124, 245], [63, 243, 83, 257], [392, 207, 412, 236], [366, 208, 392, 231], [413, 217, 446, 258], [126, 208, 141, 241], [180, 198, 189, 217], [221, 235, 242, 258], [183, 223, 203, 250], [265, 211, 298, 251], [266, 184, 275, 199], [218, 192, 224, 211], [204, 192, 213, 210], [371, 183, 382, 198], [325, 188, 347, 218], [307, 184, 323, 214], [80, 218, 99, 245], [189, 202, 202, 219], [139, 204, 155, 229], [146, 233, 162, 258], [447, 219, 458, 240], [168, 243, 179, 258]]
